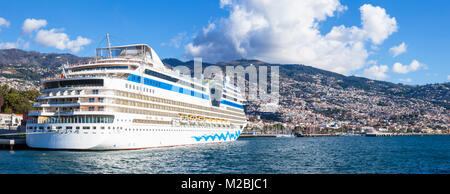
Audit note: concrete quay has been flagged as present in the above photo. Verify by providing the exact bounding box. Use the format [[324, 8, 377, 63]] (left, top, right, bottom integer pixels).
[[0, 138, 27, 150]]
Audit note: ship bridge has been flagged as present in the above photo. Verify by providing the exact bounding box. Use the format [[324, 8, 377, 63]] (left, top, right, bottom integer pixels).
[[95, 44, 165, 69], [62, 44, 167, 79]]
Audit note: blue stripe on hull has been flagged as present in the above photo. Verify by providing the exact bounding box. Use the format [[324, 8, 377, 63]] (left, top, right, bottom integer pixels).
[[127, 74, 244, 110], [220, 99, 244, 109], [192, 131, 241, 142], [127, 74, 210, 100]]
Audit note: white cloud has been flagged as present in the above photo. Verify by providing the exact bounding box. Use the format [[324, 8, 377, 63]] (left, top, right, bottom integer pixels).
[[22, 18, 47, 35], [35, 29, 91, 52], [392, 59, 426, 74], [367, 60, 377, 65], [363, 65, 389, 80], [202, 22, 216, 35], [360, 4, 397, 45], [0, 42, 19, 49], [389, 42, 407, 57], [0, 38, 29, 49], [0, 17, 10, 30], [220, 0, 232, 8], [447, 75, 450, 81], [161, 32, 187, 48], [185, 0, 398, 75], [398, 78, 412, 83]]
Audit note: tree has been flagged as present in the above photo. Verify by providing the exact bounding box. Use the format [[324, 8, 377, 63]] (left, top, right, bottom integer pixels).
[[0, 84, 39, 114], [4, 106, 12, 114], [0, 95, 3, 111]]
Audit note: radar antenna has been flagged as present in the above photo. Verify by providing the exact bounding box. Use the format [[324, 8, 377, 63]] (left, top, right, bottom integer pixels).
[[106, 33, 112, 58]]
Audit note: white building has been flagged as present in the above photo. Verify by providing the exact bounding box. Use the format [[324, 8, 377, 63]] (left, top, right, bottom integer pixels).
[[0, 113, 24, 129], [378, 128, 388, 132]]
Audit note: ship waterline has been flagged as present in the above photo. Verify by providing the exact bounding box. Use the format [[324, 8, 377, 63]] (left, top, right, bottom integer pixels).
[[26, 125, 241, 150], [26, 42, 247, 150]]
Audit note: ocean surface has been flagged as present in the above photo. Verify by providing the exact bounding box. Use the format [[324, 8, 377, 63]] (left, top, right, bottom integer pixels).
[[0, 136, 449, 174]]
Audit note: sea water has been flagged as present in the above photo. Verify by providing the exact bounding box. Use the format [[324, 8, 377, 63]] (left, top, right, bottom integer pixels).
[[0, 136, 448, 174]]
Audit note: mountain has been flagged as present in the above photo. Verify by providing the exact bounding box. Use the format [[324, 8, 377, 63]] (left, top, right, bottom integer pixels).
[[0, 49, 88, 90], [162, 58, 448, 106], [0, 49, 86, 68], [0, 49, 448, 130]]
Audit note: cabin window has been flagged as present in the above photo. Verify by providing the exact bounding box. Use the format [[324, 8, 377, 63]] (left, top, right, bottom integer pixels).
[[44, 79, 104, 89]]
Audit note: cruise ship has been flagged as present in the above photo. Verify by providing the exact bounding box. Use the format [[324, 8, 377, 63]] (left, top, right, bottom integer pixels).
[[26, 38, 247, 150]]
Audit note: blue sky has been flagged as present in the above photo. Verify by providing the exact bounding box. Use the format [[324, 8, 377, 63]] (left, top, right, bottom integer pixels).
[[0, 0, 449, 85]]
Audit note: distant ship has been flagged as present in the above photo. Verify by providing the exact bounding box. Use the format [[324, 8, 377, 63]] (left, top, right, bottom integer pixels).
[[26, 35, 247, 150]]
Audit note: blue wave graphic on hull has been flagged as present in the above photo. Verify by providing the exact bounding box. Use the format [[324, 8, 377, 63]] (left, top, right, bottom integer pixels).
[[192, 131, 241, 142]]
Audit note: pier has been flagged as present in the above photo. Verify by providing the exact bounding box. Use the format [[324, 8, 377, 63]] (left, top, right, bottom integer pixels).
[[295, 133, 340, 137], [365, 133, 450, 137], [0, 138, 27, 150], [239, 134, 277, 138], [0, 129, 28, 150]]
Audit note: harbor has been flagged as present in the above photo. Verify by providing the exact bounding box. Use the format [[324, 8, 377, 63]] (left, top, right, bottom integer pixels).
[[295, 133, 340, 137], [364, 132, 450, 137], [0, 129, 27, 150], [0, 138, 27, 150], [239, 134, 277, 138]]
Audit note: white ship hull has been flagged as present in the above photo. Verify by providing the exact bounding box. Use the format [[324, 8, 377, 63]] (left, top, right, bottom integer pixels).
[[26, 126, 243, 150]]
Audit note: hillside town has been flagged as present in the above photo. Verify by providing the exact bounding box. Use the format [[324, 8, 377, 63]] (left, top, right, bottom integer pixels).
[[245, 75, 449, 135], [0, 63, 56, 91]]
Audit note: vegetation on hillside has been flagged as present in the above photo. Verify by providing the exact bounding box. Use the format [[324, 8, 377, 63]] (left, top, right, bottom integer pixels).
[[0, 85, 39, 114]]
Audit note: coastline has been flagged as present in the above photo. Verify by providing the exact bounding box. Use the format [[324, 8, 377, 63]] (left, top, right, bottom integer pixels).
[[239, 132, 450, 138]]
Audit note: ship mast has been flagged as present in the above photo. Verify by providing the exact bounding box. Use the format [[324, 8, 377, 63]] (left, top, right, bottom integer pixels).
[[106, 33, 112, 58]]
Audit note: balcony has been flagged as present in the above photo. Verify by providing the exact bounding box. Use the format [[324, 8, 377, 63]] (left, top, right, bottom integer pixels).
[[38, 90, 116, 100], [79, 98, 115, 104], [28, 107, 116, 116]]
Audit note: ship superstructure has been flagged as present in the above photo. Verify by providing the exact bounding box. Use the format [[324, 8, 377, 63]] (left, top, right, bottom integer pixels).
[[26, 39, 247, 150]]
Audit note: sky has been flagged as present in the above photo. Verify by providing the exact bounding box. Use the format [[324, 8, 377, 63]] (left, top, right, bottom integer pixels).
[[0, 0, 449, 85]]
